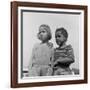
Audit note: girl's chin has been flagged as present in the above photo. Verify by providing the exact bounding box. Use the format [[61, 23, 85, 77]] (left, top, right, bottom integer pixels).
[[57, 42, 61, 45], [41, 40, 48, 43], [57, 43, 63, 46]]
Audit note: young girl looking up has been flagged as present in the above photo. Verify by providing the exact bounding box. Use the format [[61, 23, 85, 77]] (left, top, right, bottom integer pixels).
[[28, 24, 54, 76]]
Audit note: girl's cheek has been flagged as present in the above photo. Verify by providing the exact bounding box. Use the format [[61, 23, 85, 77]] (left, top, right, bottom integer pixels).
[[38, 34, 41, 40], [45, 34, 48, 40]]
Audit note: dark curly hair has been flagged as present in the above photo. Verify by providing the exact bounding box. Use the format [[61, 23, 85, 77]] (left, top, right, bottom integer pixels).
[[55, 27, 68, 39]]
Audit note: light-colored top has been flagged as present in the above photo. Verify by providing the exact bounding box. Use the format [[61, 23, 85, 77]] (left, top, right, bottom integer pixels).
[[30, 42, 54, 67]]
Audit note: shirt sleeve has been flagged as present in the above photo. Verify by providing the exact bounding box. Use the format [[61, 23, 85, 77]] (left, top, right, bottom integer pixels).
[[66, 45, 75, 63]]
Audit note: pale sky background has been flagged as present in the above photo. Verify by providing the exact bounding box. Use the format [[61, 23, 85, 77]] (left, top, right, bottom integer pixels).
[[22, 10, 82, 70]]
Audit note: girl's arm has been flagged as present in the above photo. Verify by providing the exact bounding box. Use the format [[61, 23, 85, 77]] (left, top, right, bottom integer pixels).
[[28, 44, 37, 69], [55, 46, 75, 64], [49, 47, 54, 67]]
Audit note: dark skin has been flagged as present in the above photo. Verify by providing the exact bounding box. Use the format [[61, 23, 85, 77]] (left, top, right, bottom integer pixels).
[[54, 31, 74, 66]]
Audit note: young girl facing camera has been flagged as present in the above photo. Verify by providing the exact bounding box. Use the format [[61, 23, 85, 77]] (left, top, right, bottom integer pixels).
[[53, 27, 75, 75], [28, 24, 54, 76]]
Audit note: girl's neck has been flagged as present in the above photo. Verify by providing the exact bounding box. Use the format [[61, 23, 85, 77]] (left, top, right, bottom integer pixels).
[[41, 40, 48, 44], [59, 42, 66, 48]]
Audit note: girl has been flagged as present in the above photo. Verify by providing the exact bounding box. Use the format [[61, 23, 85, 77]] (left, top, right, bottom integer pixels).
[[53, 27, 75, 75], [28, 24, 54, 76]]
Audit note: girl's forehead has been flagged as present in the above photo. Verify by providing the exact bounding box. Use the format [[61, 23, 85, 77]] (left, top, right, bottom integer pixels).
[[39, 27, 47, 31], [55, 31, 62, 35]]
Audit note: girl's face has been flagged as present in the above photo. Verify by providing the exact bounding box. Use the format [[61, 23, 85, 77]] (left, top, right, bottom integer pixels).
[[55, 31, 66, 46], [38, 27, 48, 42]]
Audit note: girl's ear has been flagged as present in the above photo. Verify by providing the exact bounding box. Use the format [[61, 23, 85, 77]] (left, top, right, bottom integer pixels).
[[64, 37, 67, 42], [47, 32, 52, 40]]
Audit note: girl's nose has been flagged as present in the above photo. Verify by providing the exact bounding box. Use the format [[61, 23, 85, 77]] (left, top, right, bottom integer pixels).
[[56, 37, 60, 40], [40, 33, 43, 36], [40, 33, 43, 37]]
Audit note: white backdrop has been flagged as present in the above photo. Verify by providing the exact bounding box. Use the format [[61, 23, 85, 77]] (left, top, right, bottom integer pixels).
[[23, 10, 81, 69], [0, 0, 90, 90]]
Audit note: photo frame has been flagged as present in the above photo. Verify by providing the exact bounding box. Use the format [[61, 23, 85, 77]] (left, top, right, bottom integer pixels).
[[11, 1, 88, 88]]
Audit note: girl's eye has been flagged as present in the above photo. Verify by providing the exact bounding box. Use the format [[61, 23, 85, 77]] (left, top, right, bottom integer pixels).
[[58, 35, 61, 37], [39, 30, 46, 34], [39, 32, 41, 34], [42, 31, 45, 33], [56, 35, 61, 38]]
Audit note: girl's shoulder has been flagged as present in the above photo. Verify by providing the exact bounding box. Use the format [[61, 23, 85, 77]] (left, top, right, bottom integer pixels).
[[54, 44, 73, 51], [33, 43, 41, 49], [65, 44, 73, 50]]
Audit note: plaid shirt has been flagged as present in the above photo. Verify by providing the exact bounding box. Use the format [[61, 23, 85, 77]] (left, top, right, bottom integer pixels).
[[54, 44, 74, 68]]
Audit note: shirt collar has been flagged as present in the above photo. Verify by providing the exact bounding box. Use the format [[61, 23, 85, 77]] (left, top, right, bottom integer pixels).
[[59, 43, 67, 49]]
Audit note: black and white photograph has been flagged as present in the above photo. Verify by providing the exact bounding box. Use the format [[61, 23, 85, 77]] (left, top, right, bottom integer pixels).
[[11, 1, 87, 88], [20, 6, 82, 78], [21, 9, 81, 78]]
